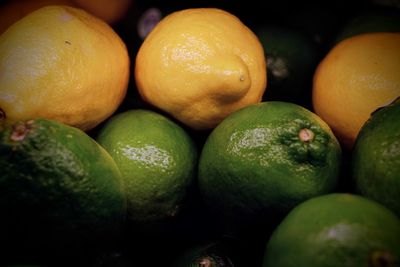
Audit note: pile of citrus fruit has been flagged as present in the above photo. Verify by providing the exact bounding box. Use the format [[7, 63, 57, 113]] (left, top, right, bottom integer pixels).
[[0, 1, 399, 266]]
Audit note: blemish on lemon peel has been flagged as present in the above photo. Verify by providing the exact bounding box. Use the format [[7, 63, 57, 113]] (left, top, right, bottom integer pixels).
[[299, 128, 315, 143], [10, 120, 33, 142], [370, 250, 396, 267]]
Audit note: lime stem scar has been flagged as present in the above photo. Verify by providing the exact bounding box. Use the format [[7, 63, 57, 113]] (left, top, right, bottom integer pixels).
[[299, 128, 314, 143], [198, 258, 212, 267], [10, 121, 33, 142]]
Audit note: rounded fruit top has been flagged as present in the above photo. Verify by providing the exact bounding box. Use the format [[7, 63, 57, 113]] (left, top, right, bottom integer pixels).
[[134, 8, 267, 130], [0, 5, 130, 131], [263, 193, 400, 267], [352, 98, 400, 217], [0, 118, 126, 252], [312, 32, 400, 149], [96, 109, 197, 228], [198, 101, 341, 231]]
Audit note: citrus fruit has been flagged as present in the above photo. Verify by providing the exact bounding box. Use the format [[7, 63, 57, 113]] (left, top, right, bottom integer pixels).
[[334, 7, 400, 44], [352, 98, 400, 217], [0, 118, 126, 255], [134, 8, 267, 130], [263, 193, 400, 267], [96, 109, 197, 228], [198, 101, 341, 230], [312, 32, 400, 149], [256, 25, 318, 107], [0, 5, 130, 131]]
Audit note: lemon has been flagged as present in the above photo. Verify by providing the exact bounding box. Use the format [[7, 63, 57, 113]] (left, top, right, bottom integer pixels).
[[134, 8, 267, 130], [312, 32, 400, 149], [96, 109, 197, 229], [0, 5, 130, 131], [198, 101, 341, 232]]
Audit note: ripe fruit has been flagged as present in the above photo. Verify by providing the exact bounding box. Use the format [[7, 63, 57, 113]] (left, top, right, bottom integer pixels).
[[96, 109, 197, 228], [0, 118, 126, 255], [198, 101, 341, 230], [352, 98, 400, 217], [263, 193, 400, 267], [0, 5, 130, 131], [134, 8, 266, 130], [312, 32, 400, 149]]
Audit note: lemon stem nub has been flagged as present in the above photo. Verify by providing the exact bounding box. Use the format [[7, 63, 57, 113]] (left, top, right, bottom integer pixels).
[[299, 128, 314, 143]]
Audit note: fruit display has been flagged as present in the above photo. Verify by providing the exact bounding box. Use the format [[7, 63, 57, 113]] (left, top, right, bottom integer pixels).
[[0, 1, 399, 266]]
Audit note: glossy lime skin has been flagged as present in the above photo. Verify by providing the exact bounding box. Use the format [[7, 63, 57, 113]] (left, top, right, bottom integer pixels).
[[263, 193, 400, 267], [97, 109, 197, 225], [198, 102, 341, 225], [0, 119, 126, 249], [352, 99, 400, 217]]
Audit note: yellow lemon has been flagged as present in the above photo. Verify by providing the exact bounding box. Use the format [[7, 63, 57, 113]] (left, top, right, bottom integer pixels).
[[134, 8, 267, 130], [0, 5, 130, 131], [312, 32, 400, 149]]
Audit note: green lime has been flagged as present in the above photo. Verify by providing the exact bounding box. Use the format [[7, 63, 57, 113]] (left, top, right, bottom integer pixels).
[[256, 26, 318, 107], [263, 193, 400, 267], [0, 118, 126, 255], [198, 101, 341, 231], [334, 7, 400, 45], [352, 98, 400, 217], [96, 109, 197, 228]]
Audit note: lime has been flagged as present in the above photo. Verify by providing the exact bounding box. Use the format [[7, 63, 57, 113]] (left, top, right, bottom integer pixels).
[[352, 98, 400, 217], [0, 118, 126, 257], [96, 109, 197, 228], [198, 101, 341, 231], [263, 193, 400, 267]]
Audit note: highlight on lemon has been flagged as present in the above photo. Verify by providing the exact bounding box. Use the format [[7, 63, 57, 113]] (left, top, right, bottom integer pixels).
[[134, 8, 267, 130], [0, 5, 130, 131]]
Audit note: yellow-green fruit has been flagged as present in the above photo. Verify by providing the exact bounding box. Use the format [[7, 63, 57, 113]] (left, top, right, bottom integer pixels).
[[263, 193, 400, 267], [0, 118, 126, 253], [97, 109, 197, 227], [198, 101, 341, 230], [352, 98, 400, 217]]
